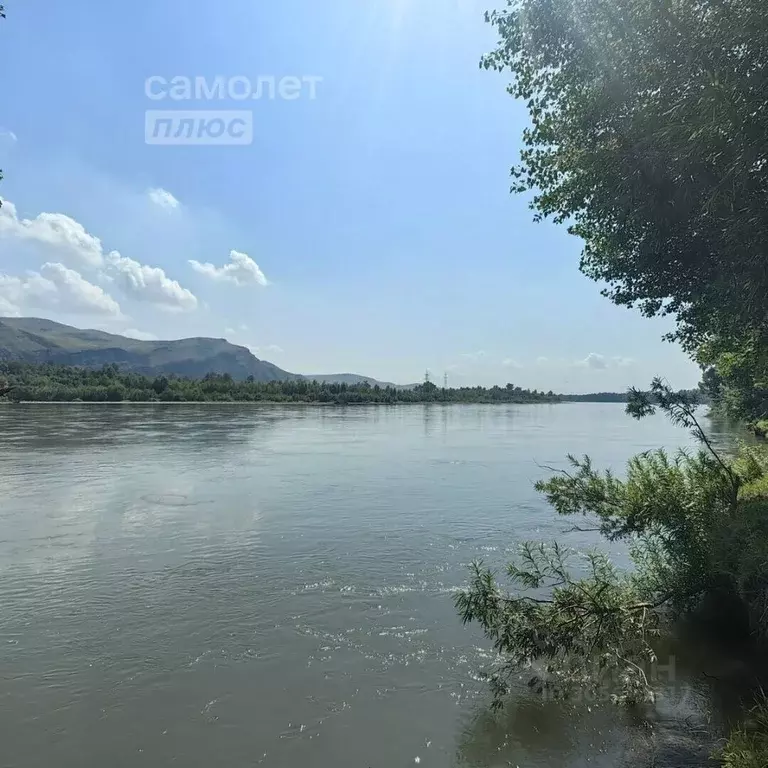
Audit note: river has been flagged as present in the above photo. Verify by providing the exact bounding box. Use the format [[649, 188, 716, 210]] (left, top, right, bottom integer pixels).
[[0, 403, 741, 767]]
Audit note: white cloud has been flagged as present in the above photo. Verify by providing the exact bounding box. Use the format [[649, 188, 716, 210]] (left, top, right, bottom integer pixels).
[[250, 344, 284, 356], [0, 277, 23, 316], [0, 263, 121, 317], [0, 129, 18, 163], [147, 187, 180, 210], [583, 352, 609, 370], [122, 328, 159, 341], [0, 129, 17, 150], [0, 198, 198, 314], [0, 200, 105, 267], [461, 350, 487, 363], [41, 263, 122, 316], [535, 356, 550, 366], [0, 273, 51, 316], [189, 249, 268, 287], [106, 251, 198, 312], [502, 358, 522, 368], [224, 326, 236, 336], [0, 293, 20, 316], [577, 353, 636, 370]]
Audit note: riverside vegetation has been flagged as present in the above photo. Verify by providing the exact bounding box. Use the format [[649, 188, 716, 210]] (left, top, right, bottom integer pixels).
[[0, 361, 561, 404], [455, 0, 768, 765]]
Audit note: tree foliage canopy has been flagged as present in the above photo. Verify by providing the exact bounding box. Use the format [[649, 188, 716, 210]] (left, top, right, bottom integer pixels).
[[457, 383, 768, 707], [484, 0, 768, 349]]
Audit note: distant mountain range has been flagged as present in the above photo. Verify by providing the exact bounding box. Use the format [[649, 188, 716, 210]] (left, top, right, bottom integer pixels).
[[0, 318, 400, 386]]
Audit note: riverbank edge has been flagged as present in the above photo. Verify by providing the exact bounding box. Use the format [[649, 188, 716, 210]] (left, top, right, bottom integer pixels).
[[0, 399, 595, 406]]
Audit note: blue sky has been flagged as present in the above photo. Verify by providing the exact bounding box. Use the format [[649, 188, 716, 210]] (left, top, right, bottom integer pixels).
[[0, 0, 699, 391]]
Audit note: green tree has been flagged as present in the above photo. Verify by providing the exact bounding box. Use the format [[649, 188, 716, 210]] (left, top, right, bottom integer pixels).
[[483, 0, 768, 351], [151, 375, 169, 395], [698, 332, 768, 422], [457, 382, 768, 707]]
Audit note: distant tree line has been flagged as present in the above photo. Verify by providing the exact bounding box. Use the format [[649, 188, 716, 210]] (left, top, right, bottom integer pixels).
[[561, 392, 628, 403], [562, 390, 705, 404], [0, 362, 565, 404]]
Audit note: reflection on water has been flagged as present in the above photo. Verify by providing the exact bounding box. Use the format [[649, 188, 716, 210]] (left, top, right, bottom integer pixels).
[[458, 697, 634, 768], [0, 403, 745, 767]]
